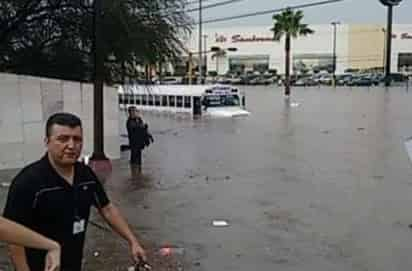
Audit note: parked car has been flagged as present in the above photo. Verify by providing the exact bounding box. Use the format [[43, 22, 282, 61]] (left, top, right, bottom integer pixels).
[[318, 74, 332, 85], [387, 73, 408, 84], [293, 77, 318, 87], [261, 74, 277, 85], [336, 74, 353, 86], [216, 76, 232, 84], [248, 76, 272, 85], [160, 77, 182, 85], [347, 76, 373, 87]]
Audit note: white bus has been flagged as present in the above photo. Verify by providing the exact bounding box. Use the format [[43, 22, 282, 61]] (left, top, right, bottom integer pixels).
[[118, 84, 250, 117]]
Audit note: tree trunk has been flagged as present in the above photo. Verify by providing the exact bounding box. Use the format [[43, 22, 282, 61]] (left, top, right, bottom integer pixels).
[[285, 34, 291, 96], [188, 53, 193, 85], [216, 56, 219, 75], [158, 61, 163, 83], [145, 64, 149, 83], [121, 61, 126, 84]]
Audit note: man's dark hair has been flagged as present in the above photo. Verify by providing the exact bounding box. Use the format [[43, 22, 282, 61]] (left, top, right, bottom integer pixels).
[[46, 113, 82, 137], [128, 106, 137, 115]]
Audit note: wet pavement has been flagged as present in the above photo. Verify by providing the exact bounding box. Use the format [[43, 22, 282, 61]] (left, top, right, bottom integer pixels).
[[2, 85, 412, 270]]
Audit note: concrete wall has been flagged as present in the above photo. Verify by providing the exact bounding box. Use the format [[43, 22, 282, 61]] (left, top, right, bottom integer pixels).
[[0, 73, 120, 170]]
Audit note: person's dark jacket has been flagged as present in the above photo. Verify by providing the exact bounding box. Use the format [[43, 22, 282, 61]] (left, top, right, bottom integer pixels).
[[127, 117, 154, 149], [143, 123, 154, 147], [127, 117, 146, 149]]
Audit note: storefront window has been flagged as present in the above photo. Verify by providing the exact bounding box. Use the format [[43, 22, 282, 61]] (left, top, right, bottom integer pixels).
[[398, 53, 412, 72], [229, 55, 269, 74]]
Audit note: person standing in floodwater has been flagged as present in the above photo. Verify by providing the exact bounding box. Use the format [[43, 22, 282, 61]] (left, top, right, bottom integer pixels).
[[126, 107, 153, 176]]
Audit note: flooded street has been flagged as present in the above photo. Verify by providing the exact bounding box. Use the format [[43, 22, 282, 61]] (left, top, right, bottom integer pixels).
[[3, 85, 412, 270]]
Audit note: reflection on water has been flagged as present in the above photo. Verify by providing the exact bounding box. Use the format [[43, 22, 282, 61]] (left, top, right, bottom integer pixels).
[[110, 85, 412, 271]]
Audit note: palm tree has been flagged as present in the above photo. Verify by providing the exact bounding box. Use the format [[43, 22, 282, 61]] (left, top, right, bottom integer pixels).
[[271, 8, 314, 96]]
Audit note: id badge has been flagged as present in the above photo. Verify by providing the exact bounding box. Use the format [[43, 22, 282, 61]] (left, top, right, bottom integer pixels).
[[73, 219, 85, 235]]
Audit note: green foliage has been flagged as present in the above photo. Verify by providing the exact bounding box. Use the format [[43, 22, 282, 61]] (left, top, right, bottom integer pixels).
[[271, 8, 314, 41], [0, 0, 192, 83]]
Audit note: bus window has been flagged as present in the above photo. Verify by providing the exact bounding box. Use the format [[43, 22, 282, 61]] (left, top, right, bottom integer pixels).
[[162, 96, 168, 106], [142, 95, 147, 105], [125, 94, 133, 104], [148, 95, 154, 106], [176, 96, 183, 107], [136, 95, 141, 105], [223, 95, 240, 106], [203, 94, 240, 107], [184, 96, 191, 108], [155, 95, 161, 106], [169, 96, 175, 106]]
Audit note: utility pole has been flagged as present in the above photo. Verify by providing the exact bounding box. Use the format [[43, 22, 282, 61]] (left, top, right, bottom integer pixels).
[[188, 52, 193, 85], [382, 28, 386, 71], [89, 0, 112, 181], [91, 0, 107, 161], [379, 0, 403, 87], [385, 5, 393, 86], [331, 22, 340, 87], [198, 0, 203, 84], [203, 34, 208, 80]]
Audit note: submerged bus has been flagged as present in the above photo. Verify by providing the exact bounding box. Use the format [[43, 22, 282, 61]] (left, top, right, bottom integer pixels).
[[118, 84, 250, 117]]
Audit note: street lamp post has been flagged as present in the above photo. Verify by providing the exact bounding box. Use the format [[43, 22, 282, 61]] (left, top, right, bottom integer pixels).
[[382, 28, 386, 71], [331, 21, 340, 87], [379, 0, 403, 87], [90, 0, 111, 180], [198, 0, 203, 85], [188, 52, 193, 85], [203, 34, 208, 80], [384, 5, 393, 87]]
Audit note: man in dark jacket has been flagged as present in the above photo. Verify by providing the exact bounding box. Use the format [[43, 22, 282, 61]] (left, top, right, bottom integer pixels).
[[126, 107, 151, 175]]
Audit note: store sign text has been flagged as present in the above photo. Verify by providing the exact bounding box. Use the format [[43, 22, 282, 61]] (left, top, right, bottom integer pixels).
[[215, 33, 274, 43], [390, 33, 412, 39], [399, 33, 412, 39], [215, 32, 412, 43]]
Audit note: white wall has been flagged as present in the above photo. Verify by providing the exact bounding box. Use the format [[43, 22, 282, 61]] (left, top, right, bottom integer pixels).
[[0, 73, 120, 170], [392, 24, 412, 72], [188, 25, 350, 74], [186, 24, 411, 75]]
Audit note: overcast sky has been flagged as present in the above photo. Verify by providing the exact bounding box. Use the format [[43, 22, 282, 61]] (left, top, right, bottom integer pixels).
[[189, 0, 411, 28]]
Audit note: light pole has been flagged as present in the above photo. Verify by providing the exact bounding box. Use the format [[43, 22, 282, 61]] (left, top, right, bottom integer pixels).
[[382, 28, 386, 71], [89, 0, 112, 180], [198, 0, 203, 84], [331, 21, 340, 87], [203, 34, 208, 80], [379, 0, 403, 86], [91, 0, 106, 160], [188, 52, 193, 85], [385, 5, 393, 86]]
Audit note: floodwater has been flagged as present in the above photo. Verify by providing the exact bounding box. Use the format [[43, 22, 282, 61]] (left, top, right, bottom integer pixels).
[[3, 85, 412, 271]]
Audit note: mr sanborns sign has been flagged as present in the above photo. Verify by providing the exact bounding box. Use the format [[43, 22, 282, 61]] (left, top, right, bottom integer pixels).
[[215, 33, 274, 43]]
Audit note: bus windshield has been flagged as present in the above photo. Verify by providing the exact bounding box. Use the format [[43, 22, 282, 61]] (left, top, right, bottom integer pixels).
[[203, 95, 240, 107]]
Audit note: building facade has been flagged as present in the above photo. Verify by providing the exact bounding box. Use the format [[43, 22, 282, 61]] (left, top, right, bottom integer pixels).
[[183, 24, 412, 75]]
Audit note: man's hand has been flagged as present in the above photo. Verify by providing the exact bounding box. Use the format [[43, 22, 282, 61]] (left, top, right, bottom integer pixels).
[[44, 245, 60, 271], [99, 204, 147, 264], [130, 240, 147, 263]]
